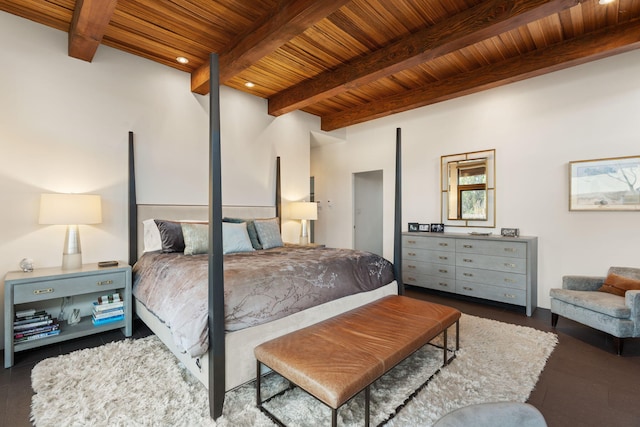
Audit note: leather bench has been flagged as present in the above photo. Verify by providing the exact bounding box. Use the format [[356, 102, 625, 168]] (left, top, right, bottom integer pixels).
[[254, 295, 461, 426]]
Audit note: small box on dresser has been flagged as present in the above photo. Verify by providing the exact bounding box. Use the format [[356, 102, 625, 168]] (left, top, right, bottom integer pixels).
[[402, 232, 538, 316], [4, 262, 132, 368]]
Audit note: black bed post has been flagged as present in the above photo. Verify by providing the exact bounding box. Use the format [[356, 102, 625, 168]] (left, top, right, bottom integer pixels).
[[394, 128, 404, 295], [128, 131, 137, 267], [208, 52, 225, 419], [276, 156, 281, 228]]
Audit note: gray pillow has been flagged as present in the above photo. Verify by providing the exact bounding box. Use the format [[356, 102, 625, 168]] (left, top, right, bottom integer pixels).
[[222, 222, 255, 254], [154, 220, 185, 253], [254, 218, 283, 249], [181, 223, 209, 255], [223, 217, 262, 250]]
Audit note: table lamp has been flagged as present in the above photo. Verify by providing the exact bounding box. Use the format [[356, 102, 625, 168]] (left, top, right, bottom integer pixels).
[[290, 202, 318, 245], [39, 193, 102, 270]]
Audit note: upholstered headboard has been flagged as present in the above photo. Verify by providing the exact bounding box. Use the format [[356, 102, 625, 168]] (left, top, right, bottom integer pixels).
[[136, 204, 277, 258]]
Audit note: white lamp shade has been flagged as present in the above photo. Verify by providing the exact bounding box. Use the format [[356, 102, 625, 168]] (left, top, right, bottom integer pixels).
[[39, 193, 102, 225], [290, 202, 318, 220]]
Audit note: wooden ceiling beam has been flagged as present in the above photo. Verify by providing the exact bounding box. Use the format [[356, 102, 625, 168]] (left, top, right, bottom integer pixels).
[[268, 0, 581, 117], [191, 0, 350, 95], [68, 0, 118, 62], [320, 19, 640, 131]]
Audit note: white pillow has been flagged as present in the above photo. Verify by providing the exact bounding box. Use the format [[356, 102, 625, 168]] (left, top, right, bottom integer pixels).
[[142, 219, 162, 252], [223, 222, 255, 254]]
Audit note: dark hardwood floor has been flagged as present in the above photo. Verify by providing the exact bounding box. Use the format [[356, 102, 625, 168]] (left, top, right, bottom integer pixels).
[[2, 288, 639, 426]]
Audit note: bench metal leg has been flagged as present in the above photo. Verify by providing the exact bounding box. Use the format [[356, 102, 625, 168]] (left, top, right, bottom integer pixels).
[[456, 319, 460, 350], [365, 385, 370, 427], [443, 328, 448, 366], [256, 360, 262, 407], [331, 408, 337, 427]]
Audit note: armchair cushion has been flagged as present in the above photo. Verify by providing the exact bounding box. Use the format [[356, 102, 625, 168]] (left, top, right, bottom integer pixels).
[[598, 273, 640, 297], [549, 289, 630, 319]]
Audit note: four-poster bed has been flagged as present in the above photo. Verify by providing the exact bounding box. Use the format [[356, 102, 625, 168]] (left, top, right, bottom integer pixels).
[[127, 54, 404, 419]]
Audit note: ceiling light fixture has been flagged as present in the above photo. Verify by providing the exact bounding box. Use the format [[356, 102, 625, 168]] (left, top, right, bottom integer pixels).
[[245, 82, 255, 88], [176, 56, 189, 64], [598, 0, 614, 4]]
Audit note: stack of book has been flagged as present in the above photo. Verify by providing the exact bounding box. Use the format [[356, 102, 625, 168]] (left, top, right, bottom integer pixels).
[[13, 309, 60, 343], [92, 293, 124, 326]]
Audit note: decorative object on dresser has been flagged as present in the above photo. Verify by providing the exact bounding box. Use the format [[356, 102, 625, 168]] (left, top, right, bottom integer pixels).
[[38, 193, 103, 270], [418, 223, 430, 232], [289, 201, 318, 245], [408, 222, 419, 232], [3, 262, 132, 368], [430, 223, 445, 233], [569, 155, 640, 211], [441, 149, 496, 228], [402, 232, 538, 316], [501, 227, 520, 237]]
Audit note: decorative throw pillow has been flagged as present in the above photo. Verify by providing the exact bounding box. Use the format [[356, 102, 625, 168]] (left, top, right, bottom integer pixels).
[[181, 223, 209, 255], [154, 220, 185, 253], [142, 219, 162, 252], [223, 217, 262, 250], [598, 273, 640, 297], [222, 222, 255, 254], [254, 218, 283, 249]]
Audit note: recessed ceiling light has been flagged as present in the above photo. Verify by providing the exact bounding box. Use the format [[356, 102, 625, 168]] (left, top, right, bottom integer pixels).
[[176, 56, 189, 64], [245, 82, 255, 88]]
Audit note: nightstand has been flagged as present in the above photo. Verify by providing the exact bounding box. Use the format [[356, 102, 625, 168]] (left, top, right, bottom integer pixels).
[[4, 262, 132, 368]]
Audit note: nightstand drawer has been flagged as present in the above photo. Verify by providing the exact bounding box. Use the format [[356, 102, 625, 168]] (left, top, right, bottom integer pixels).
[[13, 272, 126, 304]]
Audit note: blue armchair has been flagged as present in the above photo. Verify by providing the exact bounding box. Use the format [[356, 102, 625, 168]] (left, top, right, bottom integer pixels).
[[550, 266, 640, 355]]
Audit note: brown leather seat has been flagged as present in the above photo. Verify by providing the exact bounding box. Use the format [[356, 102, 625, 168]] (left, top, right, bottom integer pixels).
[[255, 295, 461, 410]]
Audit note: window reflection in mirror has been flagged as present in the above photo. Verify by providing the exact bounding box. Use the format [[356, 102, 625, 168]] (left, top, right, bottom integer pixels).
[[448, 159, 487, 220], [441, 149, 495, 228]]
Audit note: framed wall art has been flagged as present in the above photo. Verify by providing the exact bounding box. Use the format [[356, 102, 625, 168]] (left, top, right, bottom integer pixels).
[[569, 155, 640, 211]]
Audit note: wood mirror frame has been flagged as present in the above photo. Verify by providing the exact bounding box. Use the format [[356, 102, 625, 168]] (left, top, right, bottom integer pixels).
[[441, 149, 495, 228]]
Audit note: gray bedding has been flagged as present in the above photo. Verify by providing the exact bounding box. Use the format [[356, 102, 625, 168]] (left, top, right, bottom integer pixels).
[[132, 245, 395, 357]]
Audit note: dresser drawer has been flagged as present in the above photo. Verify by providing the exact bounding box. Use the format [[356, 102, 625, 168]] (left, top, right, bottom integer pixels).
[[456, 239, 527, 258], [403, 272, 456, 292], [403, 248, 455, 265], [456, 253, 526, 274], [403, 235, 454, 251], [456, 267, 526, 290], [456, 281, 526, 305], [13, 272, 127, 304], [404, 260, 455, 278]]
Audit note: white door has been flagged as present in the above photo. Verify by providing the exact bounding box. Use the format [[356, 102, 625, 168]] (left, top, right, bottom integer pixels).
[[353, 170, 383, 255]]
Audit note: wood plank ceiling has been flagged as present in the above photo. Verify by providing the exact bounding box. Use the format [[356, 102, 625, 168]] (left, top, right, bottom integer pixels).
[[3, 0, 640, 131]]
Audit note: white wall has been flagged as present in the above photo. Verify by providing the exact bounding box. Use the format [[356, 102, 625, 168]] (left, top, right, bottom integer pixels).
[[312, 49, 640, 310], [0, 12, 319, 348]]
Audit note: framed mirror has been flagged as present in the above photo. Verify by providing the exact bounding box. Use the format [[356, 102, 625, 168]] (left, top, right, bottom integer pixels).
[[441, 149, 495, 228]]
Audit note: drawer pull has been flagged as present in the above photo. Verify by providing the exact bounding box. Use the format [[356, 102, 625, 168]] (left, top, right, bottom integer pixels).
[[408, 252, 416, 256], [97, 280, 114, 286], [438, 243, 448, 247], [463, 244, 473, 248], [463, 286, 473, 291], [407, 277, 416, 281], [33, 288, 54, 295], [503, 293, 516, 299], [504, 248, 515, 252], [463, 258, 473, 263], [438, 256, 448, 260], [408, 240, 416, 244], [407, 265, 416, 269], [504, 278, 516, 283], [504, 263, 516, 268], [463, 273, 473, 277], [438, 282, 448, 287], [438, 269, 448, 273]]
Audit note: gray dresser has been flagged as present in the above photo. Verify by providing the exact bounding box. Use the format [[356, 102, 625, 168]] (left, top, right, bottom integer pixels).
[[402, 232, 538, 316]]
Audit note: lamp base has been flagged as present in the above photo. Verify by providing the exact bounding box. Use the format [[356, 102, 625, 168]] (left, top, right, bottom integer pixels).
[[62, 253, 82, 270], [299, 235, 309, 245]]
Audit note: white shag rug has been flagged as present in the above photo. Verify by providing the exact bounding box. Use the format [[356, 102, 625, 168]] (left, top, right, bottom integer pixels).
[[31, 314, 557, 426]]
